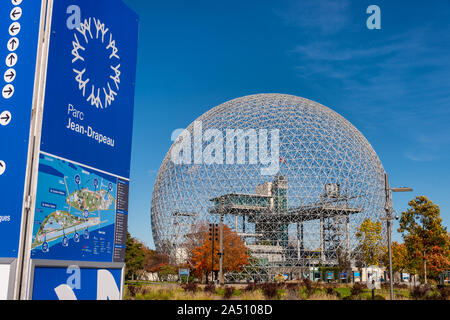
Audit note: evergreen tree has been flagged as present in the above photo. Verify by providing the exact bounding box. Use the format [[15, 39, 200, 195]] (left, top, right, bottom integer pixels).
[[125, 232, 145, 280]]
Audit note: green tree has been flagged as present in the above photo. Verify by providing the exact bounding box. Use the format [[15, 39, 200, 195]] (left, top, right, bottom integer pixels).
[[125, 232, 145, 280], [398, 196, 450, 281], [356, 218, 385, 267], [158, 264, 178, 281]]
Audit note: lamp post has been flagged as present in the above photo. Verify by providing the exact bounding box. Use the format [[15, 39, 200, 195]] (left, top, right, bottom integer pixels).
[[219, 214, 224, 285], [382, 173, 412, 300], [209, 223, 219, 283]]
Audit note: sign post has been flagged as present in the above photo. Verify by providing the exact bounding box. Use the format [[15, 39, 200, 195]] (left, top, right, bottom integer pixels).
[[20, 0, 139, 300], [179, 268, 190, 284], [0, 0, 46, 300], [0, 0, 139, 300]]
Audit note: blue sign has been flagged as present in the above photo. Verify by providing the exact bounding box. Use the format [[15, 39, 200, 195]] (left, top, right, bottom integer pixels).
[[31, 0, 138, 264], [40, 0, 139, 179], [32, 266, 122, 300], [31, 154, 127, 262], [179, 268, 190, 276], [0, 0, 44, 258]]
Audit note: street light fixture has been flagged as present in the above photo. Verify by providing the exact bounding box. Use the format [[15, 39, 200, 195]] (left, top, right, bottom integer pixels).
[[382, 173, 413, 301], [390, 187, 413, 193]]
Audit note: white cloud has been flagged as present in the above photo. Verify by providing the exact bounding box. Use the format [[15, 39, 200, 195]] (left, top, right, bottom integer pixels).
[[275, 0, 351, 35]]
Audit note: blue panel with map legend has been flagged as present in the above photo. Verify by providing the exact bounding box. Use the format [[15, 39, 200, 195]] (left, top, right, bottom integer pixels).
[[31, 154, 129, 262]]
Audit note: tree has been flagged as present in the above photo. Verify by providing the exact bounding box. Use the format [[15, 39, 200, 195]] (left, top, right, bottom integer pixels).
[[143, 248, 169, 271], [125, 232, 145, 280], [337, 247, 351, 280], [158, 264, 178, 281], [189, 223, 249, 280], [355, 218, 385, 267], [381, 241, 408, 274], [398, 196, 450, 281]]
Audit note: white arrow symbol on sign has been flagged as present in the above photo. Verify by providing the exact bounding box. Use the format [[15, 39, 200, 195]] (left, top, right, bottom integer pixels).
[[6, 53, 17, 67], [8, 37, 19, 52], [2, 84, 14, 99], [10, 7, 22, 21], [9, 22, 21, 36], [0, 111, 12, 126], [4, 68, 16, 83]]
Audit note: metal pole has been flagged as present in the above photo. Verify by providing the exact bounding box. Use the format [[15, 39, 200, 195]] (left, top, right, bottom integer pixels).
[[385, 173, 394, 300], [219, 215, 224, 285], [320, 215, 325, 263], [424, 255, 427, 285], [211, 224, 215, 283]]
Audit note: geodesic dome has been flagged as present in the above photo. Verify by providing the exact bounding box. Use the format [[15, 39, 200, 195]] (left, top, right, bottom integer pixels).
[[151, 93, 386, 281]]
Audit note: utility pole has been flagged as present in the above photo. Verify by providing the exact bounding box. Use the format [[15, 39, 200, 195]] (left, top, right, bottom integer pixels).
[[383, 173, 395, 301], [209, 223, 219, 283], [382, 173, 413, 300], [219, 214, 224, 285]]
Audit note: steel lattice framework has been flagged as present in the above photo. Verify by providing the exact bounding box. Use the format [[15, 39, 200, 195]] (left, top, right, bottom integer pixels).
[[151, 94, 386, 281]]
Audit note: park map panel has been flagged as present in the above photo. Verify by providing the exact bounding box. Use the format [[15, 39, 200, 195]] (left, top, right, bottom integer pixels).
[[30, 154, 128, 262]]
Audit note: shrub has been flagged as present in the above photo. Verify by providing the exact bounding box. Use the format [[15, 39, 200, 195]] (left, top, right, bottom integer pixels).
[[261, 283, 281, 300], [351, 282, 364, 298], [302, 279, 315, 297], [326, 287, 334, 296], [425, 291, 441, 300], [127, 284, 138, 297], [283, 283, 300, 300], [244, 283, 259, 292], [394, 283, 408, 289], [223, 286, 234, 299], [285, 282, 299, 291], [204, 283, 216, 294], [182, 282, 198, 293], [438, 285, 450, 300], [410, 285, 431, 300]]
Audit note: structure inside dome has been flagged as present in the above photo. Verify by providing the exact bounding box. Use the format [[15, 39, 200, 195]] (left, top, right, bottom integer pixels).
[[151, 93, 387, 281]]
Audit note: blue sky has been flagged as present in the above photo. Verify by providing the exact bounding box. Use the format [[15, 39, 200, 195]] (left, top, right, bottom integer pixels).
[[123, 0, 450, 248]]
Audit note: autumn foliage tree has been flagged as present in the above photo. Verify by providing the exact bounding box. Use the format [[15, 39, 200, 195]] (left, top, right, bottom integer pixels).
[[188, 223, 249, 280], [398, 196, 450, 280], [125, 232, 178, 281], [356, 218, 385, 267], [381, 241, 409, 274]]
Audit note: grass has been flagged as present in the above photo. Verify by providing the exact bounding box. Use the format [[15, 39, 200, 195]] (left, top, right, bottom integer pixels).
[[124, 282, 448, 301]]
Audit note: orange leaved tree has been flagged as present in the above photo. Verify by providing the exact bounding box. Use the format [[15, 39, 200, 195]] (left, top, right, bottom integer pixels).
[[188, 222, 248, 281]]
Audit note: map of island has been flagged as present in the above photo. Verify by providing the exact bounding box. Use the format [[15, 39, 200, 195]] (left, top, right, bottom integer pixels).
[[67, 188, 114, 212], [31, 154, 119, 262]]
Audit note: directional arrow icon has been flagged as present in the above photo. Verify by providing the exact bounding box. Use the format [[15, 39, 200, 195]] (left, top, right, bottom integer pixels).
[[8, 38, 19, 52], [0, 111, 12, 126], [10, 7, 22, 21], [6, 53, 17, 67], [9, 22, 21, 36], [2, 85, 14, 99], [4, 68, 16, 83]]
